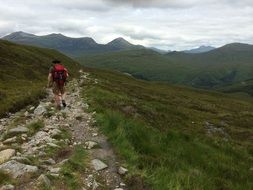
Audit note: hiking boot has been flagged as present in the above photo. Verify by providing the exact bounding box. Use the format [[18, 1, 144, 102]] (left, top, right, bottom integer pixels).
[[62, 100, 67, 107]]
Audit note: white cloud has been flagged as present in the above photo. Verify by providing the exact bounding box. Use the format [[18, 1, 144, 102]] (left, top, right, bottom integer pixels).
[[0, 0, 253, 50]]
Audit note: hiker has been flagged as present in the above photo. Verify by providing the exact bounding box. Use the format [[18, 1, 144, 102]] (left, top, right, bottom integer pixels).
[[48, 60, 69, 109]]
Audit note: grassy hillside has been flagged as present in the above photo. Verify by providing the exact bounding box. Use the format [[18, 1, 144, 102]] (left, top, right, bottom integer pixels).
[[83, 68, 253, 190], [0, 39, 80, 116], [216, 79, 253, 97], [78, 43, 253, 91]]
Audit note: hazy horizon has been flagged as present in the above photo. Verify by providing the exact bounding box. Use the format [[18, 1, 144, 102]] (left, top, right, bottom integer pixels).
[[0, 0, 253, 51]]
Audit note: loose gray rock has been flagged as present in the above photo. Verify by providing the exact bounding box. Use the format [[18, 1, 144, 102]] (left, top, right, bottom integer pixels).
[[91, 159, 108, 171], [29, 106, 35, 111], [8, 126, 28, 135], [34, 105, 46, 116], [0, 160, 38, 178], [3, 137, 17, 144], [24, 111, 29, 117], [37, 174, 51, 187], [0, 184, 15, 190], [0, 149, 15, 164], [49, 128, 61, 137], [118, 166, 128, 175], [49, 167, 61, 174], [44, 158, 56, 165], [84, 141, 98, 149]]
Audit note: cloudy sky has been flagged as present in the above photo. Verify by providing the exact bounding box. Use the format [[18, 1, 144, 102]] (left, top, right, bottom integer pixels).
[[0, 0, 253, 50]]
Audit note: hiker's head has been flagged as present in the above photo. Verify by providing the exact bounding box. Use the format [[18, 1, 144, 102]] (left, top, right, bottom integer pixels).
[[52, 60, 61, 64]]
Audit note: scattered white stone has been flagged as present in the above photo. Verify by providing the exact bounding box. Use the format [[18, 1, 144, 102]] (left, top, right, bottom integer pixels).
[[84, 141, 98, 149], [16, 152, 21, 156], [3, 137, 17, 144], [0, 160, 38, 178], [29, 106, 35, 111], [114, 188, 123, 190], [92, 179, 99, 190], [24, 111, 29, 117], [92, 133, 98, 137], [37, 174, 51, 187], [49, 128, 61, 137], [91, 159, 108, 171], [34, 131, 54, 143], [0, 184, 15, 190], [44, 158, 56, 165], [21, 134, 28, 141], [118, 166, 128, 175], [120, 182, 126, 187], [34, 105, 46, 116], [50, 167, 61, 174], [85, 174, 94, 187]]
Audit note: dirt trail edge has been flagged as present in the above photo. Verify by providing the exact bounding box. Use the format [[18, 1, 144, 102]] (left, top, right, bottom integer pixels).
[[0, 72, 127, 190]]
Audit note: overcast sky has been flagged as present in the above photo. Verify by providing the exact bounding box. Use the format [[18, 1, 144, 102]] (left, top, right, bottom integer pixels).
[[0, 0, 253, 50]]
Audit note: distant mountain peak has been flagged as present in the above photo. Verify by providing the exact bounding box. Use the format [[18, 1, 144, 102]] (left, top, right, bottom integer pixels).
[[3, 31, 36, 39], [107, 37, 133, 46], [184, 45, 215, 54], [45, 33, 65, 37]]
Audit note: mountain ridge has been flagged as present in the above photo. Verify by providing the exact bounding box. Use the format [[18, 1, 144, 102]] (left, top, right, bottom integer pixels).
[[2, 31, 144, 57], [79, 42, 253, 93]]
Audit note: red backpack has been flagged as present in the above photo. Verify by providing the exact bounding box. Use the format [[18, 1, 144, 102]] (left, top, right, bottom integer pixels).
[[52, 64, 68, 85]]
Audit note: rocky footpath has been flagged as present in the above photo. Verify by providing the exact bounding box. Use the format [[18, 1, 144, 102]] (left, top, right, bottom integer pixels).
[[0, 73, 127, 190]]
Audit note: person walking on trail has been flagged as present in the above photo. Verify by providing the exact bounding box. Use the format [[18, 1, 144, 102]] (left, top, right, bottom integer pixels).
[[48, 60, 69, 109]]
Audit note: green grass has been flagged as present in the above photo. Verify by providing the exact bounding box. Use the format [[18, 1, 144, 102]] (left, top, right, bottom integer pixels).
[[0, 171, 12, 185], [0, 39, 81, 117], [59, 145, 87, 190], [27, 120, 44, 136], [52, 128, 71, 140], [82, 68, 253, 190]]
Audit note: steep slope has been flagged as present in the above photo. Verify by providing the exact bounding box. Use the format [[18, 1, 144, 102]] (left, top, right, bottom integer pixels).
[[0, 39, 80, 116], [83, 68, 253, 190], [79, 43, 253, 92], [2, 32, 143, 57]]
